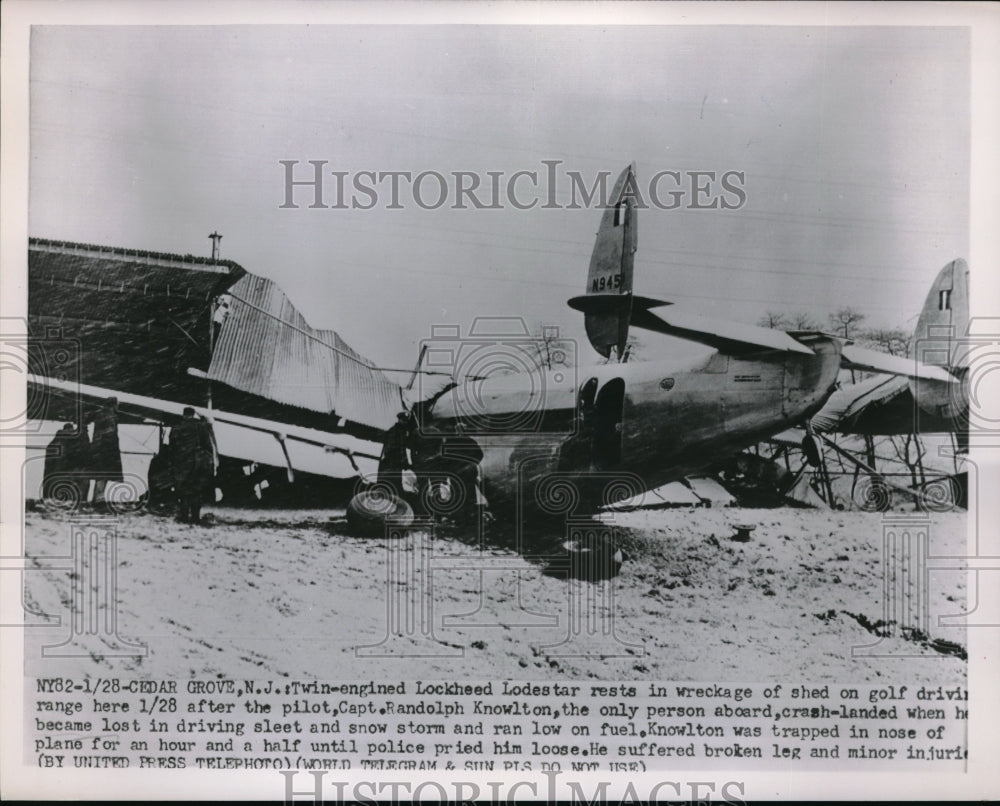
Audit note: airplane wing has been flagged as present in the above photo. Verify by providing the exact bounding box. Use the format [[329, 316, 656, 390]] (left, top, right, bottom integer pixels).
[[28, 374, 381, 480], [621, 308, 961, 392], [628, 308, 960, 381], [809, 374, 909, 434], [809, 373, 964, 435], [840, 344, 955, 384], [630, 306, 816, 355]]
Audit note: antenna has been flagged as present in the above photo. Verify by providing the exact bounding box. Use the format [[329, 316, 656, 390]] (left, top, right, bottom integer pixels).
[[206, 231, 223, 410], [208, 231, 223, 261]]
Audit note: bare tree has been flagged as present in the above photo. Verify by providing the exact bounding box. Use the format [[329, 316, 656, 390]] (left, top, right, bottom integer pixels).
[[859, 326, 927, 497], [788, 312, 821, 331], [862, 327, 912, 357], [888, 433, 927, 490], [525, 323, 573, 371], [829, 307, 867, 340], [757, 311, 790, 329]]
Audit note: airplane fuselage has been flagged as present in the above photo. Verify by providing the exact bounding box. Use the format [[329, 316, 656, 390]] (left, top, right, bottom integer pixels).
[[424, 337, 842, 517]]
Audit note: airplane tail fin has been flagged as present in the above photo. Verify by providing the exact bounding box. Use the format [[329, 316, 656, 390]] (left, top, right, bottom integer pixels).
[[568, 163, 807, 358], [568, 163, 668, 360], [909, 258, 969, 421], [911, 258, 969, 370]]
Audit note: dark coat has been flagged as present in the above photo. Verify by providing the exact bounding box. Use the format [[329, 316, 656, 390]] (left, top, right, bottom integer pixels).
[[66, 428, 92, 470], [379, 420, 411, 473], [90, 408, 123, 481], [42, 426, 74, 497], [170, 416, 214, 487]]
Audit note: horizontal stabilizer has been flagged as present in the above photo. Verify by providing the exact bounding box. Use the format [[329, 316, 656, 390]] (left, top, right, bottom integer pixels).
[[567, 293, 672, 315], [841, 344, 957, 383], [630, 307, 816, 355]]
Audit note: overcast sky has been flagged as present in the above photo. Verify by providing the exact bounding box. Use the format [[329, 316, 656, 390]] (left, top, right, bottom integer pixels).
[[29, 24, 969, 368]]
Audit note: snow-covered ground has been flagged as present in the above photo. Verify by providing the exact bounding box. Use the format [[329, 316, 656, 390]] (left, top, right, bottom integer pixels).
[[22, 505, 966, 686]]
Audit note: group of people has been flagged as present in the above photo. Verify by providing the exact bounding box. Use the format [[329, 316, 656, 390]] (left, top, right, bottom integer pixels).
[[42, 397, 123, 511], [42, 402, 215, 524], [43, 402, 497, 525]]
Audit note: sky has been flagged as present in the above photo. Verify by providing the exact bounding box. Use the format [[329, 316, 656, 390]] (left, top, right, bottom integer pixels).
[[28, 24, 970, 370]]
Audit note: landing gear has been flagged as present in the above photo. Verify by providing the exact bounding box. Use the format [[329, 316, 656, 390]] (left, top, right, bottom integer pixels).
[[593, 378, 625, 471], [346, 485, 415, 536]]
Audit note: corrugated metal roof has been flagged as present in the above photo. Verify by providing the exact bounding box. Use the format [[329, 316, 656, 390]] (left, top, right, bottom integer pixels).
[[208, 275, 403, 431], [30, 237, 242, 274], [28, 239, 244, 404], [29, 242, 241, 328]]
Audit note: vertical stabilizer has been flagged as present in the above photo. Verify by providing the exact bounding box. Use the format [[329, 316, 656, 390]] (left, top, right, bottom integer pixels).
[[910, 258, 969, 420], [912, 258, 969, 369], [572, 163, 638, 359]]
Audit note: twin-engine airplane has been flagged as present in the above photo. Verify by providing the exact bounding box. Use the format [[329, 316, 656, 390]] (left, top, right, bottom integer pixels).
[[25, 164, 963, 526], [389, 164, 961, 526]]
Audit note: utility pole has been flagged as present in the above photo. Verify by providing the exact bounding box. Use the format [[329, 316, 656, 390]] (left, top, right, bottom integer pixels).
[[208, 231, 223, 261], [206, 231, 223, 411]]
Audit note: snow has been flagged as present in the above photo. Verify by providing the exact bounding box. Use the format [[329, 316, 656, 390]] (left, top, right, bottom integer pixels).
[[23, 505, 966, 685]]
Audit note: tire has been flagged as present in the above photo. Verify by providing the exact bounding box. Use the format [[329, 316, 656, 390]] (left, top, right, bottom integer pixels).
[[556, 535, 624, 581], [346, 488, 414, 536]]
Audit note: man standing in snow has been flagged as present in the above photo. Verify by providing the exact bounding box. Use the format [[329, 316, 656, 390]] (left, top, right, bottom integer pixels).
[[170, 408, 214, 524], [90, 397, 123, 511]]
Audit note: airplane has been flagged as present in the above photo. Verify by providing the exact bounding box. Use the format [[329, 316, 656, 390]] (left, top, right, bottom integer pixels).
[[349, 164, 960, 536], [24, 166, 961, 537]]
